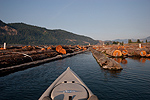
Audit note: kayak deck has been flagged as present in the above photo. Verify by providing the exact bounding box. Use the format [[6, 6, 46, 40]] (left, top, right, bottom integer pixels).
[[39, 67, 98, 100]]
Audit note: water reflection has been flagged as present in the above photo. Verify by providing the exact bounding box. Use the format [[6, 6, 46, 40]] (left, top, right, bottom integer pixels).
[[140, 58, 146, 63], [113, 58, 128, 64], [113, 57, 150, 64], [100, 67, 122, 78], [128, 57, 149, 63]]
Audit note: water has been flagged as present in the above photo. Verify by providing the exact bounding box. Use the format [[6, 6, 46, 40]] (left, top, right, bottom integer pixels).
[[0, 52, 150, 100]]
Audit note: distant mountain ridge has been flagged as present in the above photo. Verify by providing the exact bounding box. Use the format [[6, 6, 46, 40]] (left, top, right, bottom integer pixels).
[[0, 20, 98, 45], [106, 36, 150, 44]]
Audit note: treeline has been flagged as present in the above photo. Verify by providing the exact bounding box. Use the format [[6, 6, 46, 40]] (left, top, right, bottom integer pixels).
[[0, 20, 98, 45], [128, 39, 149, 43]]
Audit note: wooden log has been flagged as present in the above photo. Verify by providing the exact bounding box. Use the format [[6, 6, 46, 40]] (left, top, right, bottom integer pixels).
[[122, 49, 128, 56], [106, 49, 122, 57], [62, 45, 70, 49], [65, 49, 74, 53], [47, 47, 51, 50], [22, 46, 33, 51], [113, 50, 122, 57], [90, 48, 123, 70], [56, 45, 67, 54], [146, 54, 150, 58], [59, 49, 66, 54], [127, 49, 147, 57], [41, 48, 46, 51], [77, 45, 81, 49], [56, 45, 63, 52], [140, 51, 146, 56]]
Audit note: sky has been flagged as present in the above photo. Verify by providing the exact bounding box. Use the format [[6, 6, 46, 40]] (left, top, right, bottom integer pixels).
[[0, 0, 150, 40]]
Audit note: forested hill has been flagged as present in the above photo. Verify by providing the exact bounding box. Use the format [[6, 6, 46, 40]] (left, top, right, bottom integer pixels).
[[0, 20, 98, 45]]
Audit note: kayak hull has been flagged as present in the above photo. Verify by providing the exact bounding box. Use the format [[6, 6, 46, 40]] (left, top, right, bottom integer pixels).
[[39, 67, 98, 100]]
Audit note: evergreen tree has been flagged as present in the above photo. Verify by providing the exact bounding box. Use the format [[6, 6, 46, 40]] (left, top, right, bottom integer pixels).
[[128, 39, 132, 43], [137, 39, 141, 43]]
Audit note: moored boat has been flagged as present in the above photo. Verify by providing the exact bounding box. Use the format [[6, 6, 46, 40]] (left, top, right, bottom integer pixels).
[[39, 67, 98, 100]]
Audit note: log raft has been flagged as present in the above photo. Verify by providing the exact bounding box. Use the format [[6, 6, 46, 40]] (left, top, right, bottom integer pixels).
[[90, 48, 123, 70], [94, 44, 150, 58], [0, 45, 88, 76]]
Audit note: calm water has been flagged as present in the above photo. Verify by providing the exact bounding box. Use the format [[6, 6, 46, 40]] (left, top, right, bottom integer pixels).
[[0, 52, 150, 100]]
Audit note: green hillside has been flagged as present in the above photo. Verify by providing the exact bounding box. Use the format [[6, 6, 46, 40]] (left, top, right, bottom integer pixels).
[[0, 20, 98, 45]]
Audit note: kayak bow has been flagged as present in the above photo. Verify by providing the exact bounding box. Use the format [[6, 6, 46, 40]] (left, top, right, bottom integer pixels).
[[39, 67, 98, 100]]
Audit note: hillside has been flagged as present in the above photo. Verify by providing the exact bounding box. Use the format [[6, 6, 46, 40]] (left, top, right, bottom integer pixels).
[[0, 20, 98, 45]]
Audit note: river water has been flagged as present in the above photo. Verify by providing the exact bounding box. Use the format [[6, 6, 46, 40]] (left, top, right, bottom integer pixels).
[[0, 52, 150, 100]]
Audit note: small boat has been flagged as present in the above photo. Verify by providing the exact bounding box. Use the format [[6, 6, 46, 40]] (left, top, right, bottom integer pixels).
[[39, 67, 98, 100]]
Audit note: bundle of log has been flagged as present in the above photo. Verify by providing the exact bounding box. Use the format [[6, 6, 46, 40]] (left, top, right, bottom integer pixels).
[[0, 45, 88, 69], [93, 43, 150, 58], [90, 47, 123, 70]]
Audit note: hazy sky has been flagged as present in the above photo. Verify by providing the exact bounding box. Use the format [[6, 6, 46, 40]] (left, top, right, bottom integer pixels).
[[0, 0, 150, 40]]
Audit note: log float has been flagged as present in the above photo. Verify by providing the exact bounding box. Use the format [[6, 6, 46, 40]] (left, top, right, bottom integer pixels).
[[94, 44, 150, 58], [0, 49, 87, 77], [90, 48, 123, 70]]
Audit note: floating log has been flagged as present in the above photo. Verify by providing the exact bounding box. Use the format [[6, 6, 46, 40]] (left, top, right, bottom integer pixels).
[[146, 54, 150, 58], [41, 48, 46, 51], [65, 49, 74, 53], [56, 45, 63, 52], [106, 49, 122, 57], [0, 49, 87, 77], [59, 48, 66, 54], [122, 49, 128, 56], [56, 45, 66, 54], [90, 48, 123, 70], [140, 51, 147, 56], [77, 45, 81, 49], [22, 46, 33, 51], [47, 47, 51, 50], [127, 49, 147, 57]]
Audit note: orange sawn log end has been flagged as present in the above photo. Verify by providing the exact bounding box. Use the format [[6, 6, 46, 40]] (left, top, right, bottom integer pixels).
[[56, 45, 63, 52], [122, 50, 128, 55], [113, 50, 122, 57], [140, 51, 146, 56], [59, 49, 66, 54]]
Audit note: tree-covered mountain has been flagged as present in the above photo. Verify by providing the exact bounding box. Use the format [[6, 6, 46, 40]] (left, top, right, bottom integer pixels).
[[0, 20, 98, 45]]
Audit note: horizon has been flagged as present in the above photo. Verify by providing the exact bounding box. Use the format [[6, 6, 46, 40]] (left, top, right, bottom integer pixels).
[[0, 0, 150, 41]]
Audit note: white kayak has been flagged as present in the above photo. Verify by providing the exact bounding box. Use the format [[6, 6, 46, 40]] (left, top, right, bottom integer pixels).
[[39, 67, 98, 100]]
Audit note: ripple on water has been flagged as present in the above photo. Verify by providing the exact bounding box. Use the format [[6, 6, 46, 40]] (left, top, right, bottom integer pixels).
[[0, 52, 150, 100]]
